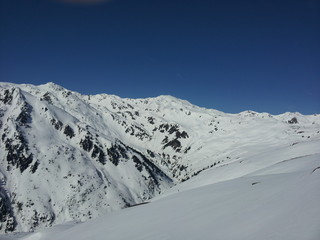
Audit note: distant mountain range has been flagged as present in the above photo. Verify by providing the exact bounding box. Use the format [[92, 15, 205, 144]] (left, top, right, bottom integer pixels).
[[0, 82, 319, 233]]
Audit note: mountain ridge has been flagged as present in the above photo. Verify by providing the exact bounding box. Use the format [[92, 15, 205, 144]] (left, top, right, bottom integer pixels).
[[0, 82, 319, 233]]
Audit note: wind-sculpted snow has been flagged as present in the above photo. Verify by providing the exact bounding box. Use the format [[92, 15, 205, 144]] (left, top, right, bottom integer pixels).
[[0, 82, 319, 234]]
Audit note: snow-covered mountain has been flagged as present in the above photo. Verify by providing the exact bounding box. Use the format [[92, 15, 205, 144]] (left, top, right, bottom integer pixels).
[[0, 82, 319, 234], [10, 139, 320, 240]]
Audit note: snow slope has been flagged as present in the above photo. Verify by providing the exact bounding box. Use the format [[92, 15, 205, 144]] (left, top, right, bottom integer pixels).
[[0, 81, 319, 234], [10, 139, 320, 240]]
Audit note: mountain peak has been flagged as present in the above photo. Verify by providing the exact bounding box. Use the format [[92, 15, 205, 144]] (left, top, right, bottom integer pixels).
[[40, 82, 66, 91]]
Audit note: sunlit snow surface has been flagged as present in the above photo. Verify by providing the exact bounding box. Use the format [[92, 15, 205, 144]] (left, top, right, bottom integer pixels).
[[0, 82, 319, 239], [8, 140, 320, 240]]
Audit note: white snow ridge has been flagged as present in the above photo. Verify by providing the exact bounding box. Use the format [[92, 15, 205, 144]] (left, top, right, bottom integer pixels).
[[0, 82, 319, 240]]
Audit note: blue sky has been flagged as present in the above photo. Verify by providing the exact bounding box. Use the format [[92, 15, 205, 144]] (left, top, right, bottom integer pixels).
[[0, 0, 319, 114]]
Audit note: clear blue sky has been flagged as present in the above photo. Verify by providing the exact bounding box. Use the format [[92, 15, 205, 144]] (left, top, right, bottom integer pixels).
[[0, 0, 319, 114]]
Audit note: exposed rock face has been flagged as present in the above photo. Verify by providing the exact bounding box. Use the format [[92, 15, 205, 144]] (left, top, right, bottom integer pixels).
[[288, 117, 298, 124], [0, 183, 16, 233], [0, 82, 320, 233]]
